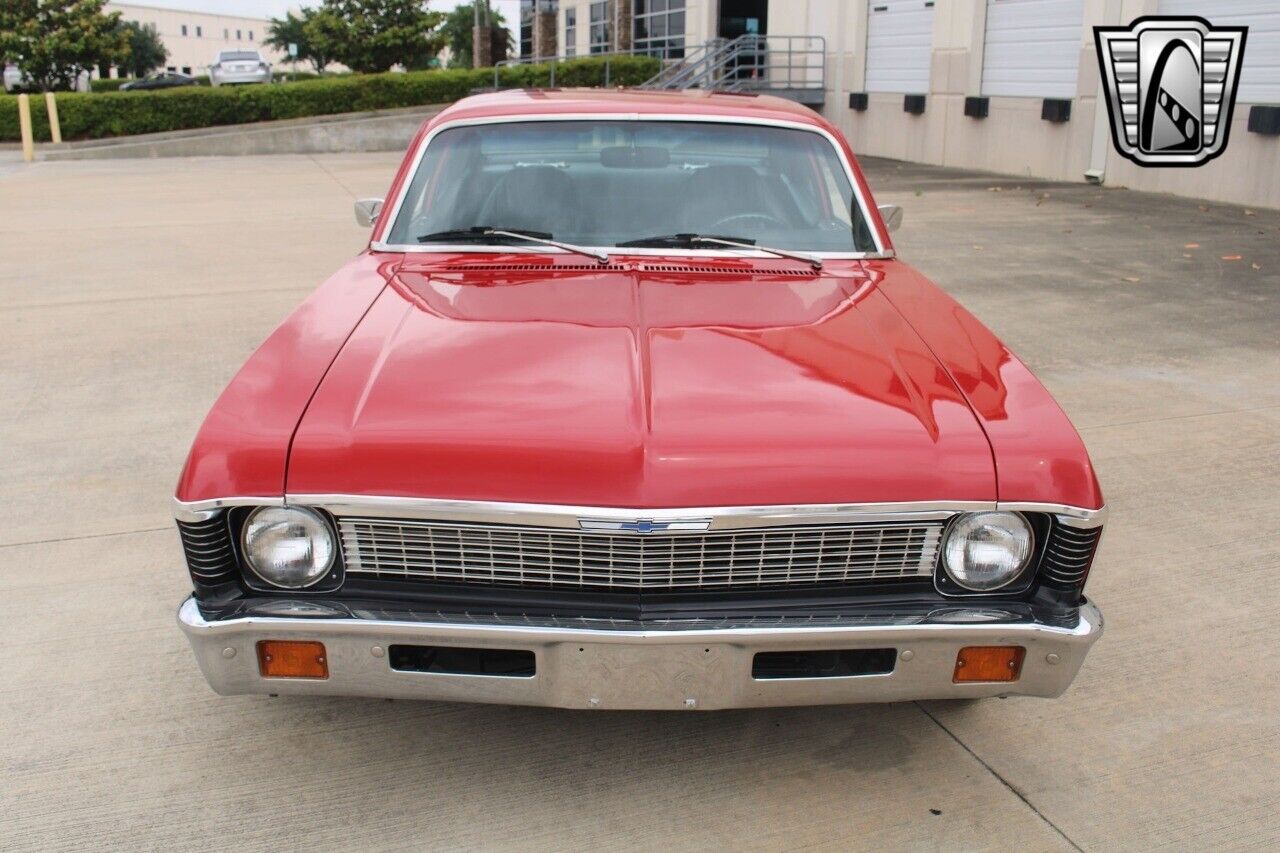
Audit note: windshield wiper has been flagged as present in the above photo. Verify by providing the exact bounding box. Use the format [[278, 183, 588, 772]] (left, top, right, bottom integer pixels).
[[616, 233, 822, 270], [417, 226, 609, 264]]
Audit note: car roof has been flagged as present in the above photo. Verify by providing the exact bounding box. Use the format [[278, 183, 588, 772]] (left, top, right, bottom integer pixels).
[[433, 88, 831, 128]]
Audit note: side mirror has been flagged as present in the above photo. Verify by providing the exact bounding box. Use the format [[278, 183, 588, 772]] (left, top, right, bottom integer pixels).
[[354, 198, 384, 228], [878, 204, 903, 233]]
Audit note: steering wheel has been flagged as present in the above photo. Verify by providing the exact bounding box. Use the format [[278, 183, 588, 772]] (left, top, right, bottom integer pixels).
[[709, 212, 788, 233]]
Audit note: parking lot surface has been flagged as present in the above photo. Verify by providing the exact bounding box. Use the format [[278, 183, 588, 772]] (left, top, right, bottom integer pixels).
[[2, 152, 1277, 851]]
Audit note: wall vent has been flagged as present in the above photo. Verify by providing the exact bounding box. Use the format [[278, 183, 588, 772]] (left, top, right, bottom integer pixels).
[[1041, 98, 1072, 123], [964, 96, 989, 119]]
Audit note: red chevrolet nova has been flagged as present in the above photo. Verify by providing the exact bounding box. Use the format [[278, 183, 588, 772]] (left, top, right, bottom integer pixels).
[[175, 89, 1104, 710]]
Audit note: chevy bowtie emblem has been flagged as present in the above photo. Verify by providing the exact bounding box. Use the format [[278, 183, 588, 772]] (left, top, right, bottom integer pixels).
[[1094, 16, 1247, 167], [578, 518, 712, 534]]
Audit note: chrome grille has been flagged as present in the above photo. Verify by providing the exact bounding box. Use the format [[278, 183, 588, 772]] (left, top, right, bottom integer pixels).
[[338, 518, 942, 591]]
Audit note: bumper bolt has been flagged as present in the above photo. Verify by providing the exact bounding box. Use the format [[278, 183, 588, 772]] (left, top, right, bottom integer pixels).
[[371, 646, 385, 658], [1046, 653, 1061, 665], [221, 647, 236, 659], [900, 650, 914, 661]]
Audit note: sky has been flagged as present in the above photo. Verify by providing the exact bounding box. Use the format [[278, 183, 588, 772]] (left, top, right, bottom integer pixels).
[[121, 1, 522, 40]]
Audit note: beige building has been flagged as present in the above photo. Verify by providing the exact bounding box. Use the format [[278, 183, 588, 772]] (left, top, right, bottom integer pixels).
[[106, 2, 286, 77], [528, 1, 757, 59], [779, 0, 1279, 209], [553, 0, 726, 58], [530, 1, 1280, 208]]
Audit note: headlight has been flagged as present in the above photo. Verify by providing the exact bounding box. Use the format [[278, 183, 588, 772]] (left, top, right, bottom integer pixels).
[[241, 506, 336, 589], [941, 511, 1034, 592]]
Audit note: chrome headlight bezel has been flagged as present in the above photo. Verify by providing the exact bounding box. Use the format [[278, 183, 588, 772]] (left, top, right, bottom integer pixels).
[[935, 511, 1037, 595], [238, 506, 341, 591]]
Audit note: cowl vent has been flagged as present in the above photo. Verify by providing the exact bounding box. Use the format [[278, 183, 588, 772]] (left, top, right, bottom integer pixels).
[[639, 263, 819, 277], [425, 262, 821, 277], [432, 263, 630, 273]]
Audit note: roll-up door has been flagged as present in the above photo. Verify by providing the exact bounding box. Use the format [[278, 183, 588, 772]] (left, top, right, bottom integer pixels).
[[1159, 0, 1280, 103], [865, 1, 936, 94], [981, 0, 1085, 98]]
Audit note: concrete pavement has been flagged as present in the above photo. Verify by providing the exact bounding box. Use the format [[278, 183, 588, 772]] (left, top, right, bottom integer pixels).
[[1, 153, 1277, 850]]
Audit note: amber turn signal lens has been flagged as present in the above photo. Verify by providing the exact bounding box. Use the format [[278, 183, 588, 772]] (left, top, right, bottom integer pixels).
[[953, 646, 1025, 683], [257, 640, 328, 679]]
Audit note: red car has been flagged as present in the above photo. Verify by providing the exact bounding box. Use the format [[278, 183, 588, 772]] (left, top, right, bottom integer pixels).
[[175, 89, 1104, 710]]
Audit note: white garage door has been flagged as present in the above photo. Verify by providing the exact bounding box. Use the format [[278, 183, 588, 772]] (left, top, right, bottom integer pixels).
[[865, 1, 936, 94], [981, 0, 1085, 98], [1159, 0, 1280, 103]]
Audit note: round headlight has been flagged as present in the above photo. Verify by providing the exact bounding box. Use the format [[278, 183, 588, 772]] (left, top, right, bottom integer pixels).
[[241, 507, 336, 589], [941, 511, 1033, 592]]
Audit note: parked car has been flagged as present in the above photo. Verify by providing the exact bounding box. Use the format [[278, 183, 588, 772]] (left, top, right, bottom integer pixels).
[[120, 71, 197, 91], [209, 50, 271, 86], [3, 63, 90, 93], [175, 89, 1106, 710]]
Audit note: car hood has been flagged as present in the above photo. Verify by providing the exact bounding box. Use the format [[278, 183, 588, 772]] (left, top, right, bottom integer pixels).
[[286, 258, 997, 507]]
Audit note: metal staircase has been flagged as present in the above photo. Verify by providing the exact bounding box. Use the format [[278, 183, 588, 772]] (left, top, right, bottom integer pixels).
[[488, 35, 827, 108], [640, 35, 827, 107]]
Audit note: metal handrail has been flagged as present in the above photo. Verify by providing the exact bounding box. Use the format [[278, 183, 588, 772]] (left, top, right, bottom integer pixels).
[[492, 44, 685, 89], [640, 38, 732, 90], [640, 39, 722, 89], [486, 34, 827, 100], [721, 35, 827, 94], [641, 35, 826, 96]]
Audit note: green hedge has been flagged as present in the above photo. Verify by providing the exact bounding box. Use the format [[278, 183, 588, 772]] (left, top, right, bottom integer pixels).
[[91, 78, 132, 92], [91, 76, 212, 92], [1, 56, 659, 142]]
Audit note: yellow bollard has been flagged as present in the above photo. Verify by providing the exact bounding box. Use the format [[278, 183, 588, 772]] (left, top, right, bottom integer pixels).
[[17, 93, 34, 162], [44, 91, 62, 144]]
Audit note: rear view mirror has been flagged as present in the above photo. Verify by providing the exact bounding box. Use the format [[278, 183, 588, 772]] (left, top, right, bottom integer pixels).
[[354, 198, 383, 227], [600, 146, 671, 169], [878, 204, 903, 233]]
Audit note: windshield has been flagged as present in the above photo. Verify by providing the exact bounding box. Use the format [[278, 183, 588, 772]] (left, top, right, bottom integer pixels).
[[384, 121, 878, 253], [218, 51, 260, 61]]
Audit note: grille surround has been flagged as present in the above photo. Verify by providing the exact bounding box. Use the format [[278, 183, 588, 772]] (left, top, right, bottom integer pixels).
[[338, 517, 943, 591]]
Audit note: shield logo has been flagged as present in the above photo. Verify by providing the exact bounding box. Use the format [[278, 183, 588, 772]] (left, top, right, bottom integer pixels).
[[1094, 16, 1247, 167]]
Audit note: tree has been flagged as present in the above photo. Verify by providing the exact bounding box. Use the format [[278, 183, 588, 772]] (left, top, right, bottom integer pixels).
[[304, 0, 445, 75], [118, 21, 166, 79], [438, 3, 510, 69], [264, 9, 333, 74], [0, 0, 129, 91]]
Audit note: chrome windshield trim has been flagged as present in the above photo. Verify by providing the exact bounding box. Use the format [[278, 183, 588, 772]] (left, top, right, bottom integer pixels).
[[172, 496, 284, 523], [283, 495, 1105, 532], [371, 112, 888, 258], [373, 244, 896, 261]]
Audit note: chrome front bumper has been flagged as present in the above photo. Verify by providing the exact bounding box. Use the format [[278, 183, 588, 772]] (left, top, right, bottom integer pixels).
[[178, 597, 1103, 710]]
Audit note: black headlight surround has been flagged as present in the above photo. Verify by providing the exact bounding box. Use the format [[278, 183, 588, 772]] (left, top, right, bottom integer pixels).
[[933, 511, 1050, 598], [228, 505, 346, 595]]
